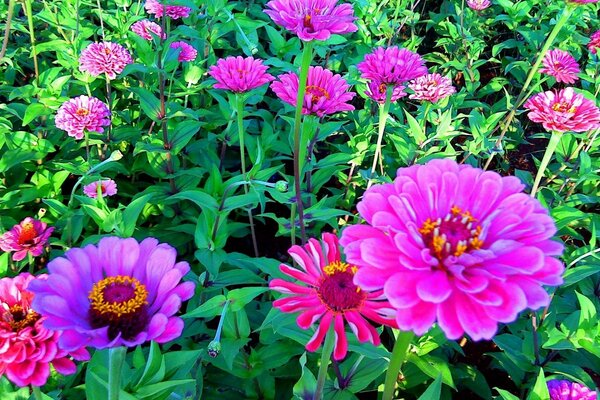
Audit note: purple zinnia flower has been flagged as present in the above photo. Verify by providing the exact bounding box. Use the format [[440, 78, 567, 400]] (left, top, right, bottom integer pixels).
[[408, 73, 456, 103], [589, 30, 600, 54], [145, 0, 191, 19], [55, 95, 111, 140], [358, 46, 428, 85], [0, 218, 54, 262], [547, 379, 597, 400], [364, 80, 407, 103], [131, 20, 166, 40], [83, 179, 118, 199], [79, 42, 133, 80], [170, 41, 197, 62], [209, 56, 274, 93], [29, 237, 196, 350], [540, 49, 580, 84], [466, 0, 491, 10]]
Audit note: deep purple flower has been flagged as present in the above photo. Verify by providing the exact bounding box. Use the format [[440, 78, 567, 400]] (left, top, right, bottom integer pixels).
[[0, 218, 54, 262], [547, 379, 597, 400], [358, 46, 428, 85]]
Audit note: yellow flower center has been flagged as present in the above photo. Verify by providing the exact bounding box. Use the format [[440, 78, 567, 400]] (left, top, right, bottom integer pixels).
[[89, 275, 147, 318]]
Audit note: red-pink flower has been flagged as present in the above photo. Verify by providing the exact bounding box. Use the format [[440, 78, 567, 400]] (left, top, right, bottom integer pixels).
[[271, 66, 355, 117], [55, 95, 111, 140], [79, 42, 132, 80], [270, 233, 396, 360], [539, 49, 580, 84], [408, 73, 456, 103], [588, 30, 600, 54], [264, 0, 357, 42], [566, 0, 597, 3], [83, 179, 118, 199], [340, 159, 565, 341], [524, 88, 600, 132], [209, 56, 274, 93], [466, 0, 491, 10], [131, 20, 166, 40], [358, 47, 428, 85], [170, 41, 197, 62], [0, 273, 90, 387], [145, 0, 191, 19], [0, 218, 54, 262], [364, 80, 407, 103]]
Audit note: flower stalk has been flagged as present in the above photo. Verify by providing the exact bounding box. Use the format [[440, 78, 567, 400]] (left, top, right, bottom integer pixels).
[[31, 386, 43, 400], [367, 85, 394, 189], [314, 325, 335, 400], [530, 131, 562, 197], [208, 299, 230, 358], [107, 346, 127, 400], [382, 330, 414, 400]]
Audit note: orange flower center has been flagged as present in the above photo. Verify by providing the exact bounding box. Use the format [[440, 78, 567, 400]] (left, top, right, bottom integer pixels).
[[18, 221, 38, 245], [2, 304, 40, 332], [317, 261, 366, 313], [76, 108, 90, 116], [552, 102, 577, 113], [306, 85, 330, 103]]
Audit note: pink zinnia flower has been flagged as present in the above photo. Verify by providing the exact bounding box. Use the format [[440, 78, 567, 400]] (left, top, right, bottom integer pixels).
[[364, 80, 407, 103], [547, 380, 597, 400], [29, 237, 196, 350], [0, 218, 54, 262], [358, 47, 428, 85], [270, 233, 397, 360], [271, 66, 356, 117], [466, 0, 491, 10], [566, 0, 598, 3], [524, 88, 600, 132], [264, 0, 357, 42], [209, 56, 274, 93], [170, 41, 197, 62], [79, 42, 133, 80], [588, 30, 600, 54], [340, 159, 565, 341], [55, 95, 111, 140], [144, 0, 191, 19], [83, 179, 118, 199], [0, 274, 89, 387], [408, 73, 456, 103], [539, 49, 580, 84], [131, 20, 166, 40]]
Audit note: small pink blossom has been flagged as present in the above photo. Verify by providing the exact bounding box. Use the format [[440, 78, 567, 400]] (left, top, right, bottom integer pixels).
[[264, 0, 357, 42], [466, 0, 491, 10], [566, 0, 598, 4], [524, 88, 600, 133], [408, 73, 456, 103], [79, 42, 133, 80], [145, 0, 191, 19], [209, 56, 274, 93], [271, 66, 356, 117], [539, 49, 580, 84], [588, 30, 600, 54], [0, 218, 54, 262], [364, 80, 407, 103], [170, 41, 197, 62], [131, 20, 166, 40], [358, 46, 428, 85], [83, 179, 118, 199], [55, 95, 111, 140]]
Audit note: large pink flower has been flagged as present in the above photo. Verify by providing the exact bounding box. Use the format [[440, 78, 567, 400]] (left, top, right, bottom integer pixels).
[[0, 218, 54, 262], [170, 41, 197, 62], [55, 95, 111, 140], [358, 46, 428, 85], [466, 0, 491, 10], [271, 66, 355, 117], [131, 20, 166, 40], [524, 88, 600, 132], [79, 42, 133, 80], [83, 179, 118, 199], [270, 233, 396, 360], [588, 30, 600, 54], [144, 0, 191, 19], [0, 274, 89, 387], [340, 159, 565, 341], [547, 380, 597, 400], [566, 0, 597, 3], [408, 73, 456, 103], [209, 56, 274, 93], [539, 49, 580, 84], [264, 0, 357, 42]]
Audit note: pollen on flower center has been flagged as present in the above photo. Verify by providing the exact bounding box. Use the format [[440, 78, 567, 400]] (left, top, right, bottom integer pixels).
[[419, 205, 484, 260], [317, 262, 366, 312], [306, 85, 330, 102], [18, 222, 37, 245], [2, 304, 40, 332], [75, 108, 90, 116], [552, 102, 576, 113]]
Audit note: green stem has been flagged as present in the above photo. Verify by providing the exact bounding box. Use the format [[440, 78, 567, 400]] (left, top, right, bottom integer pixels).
[[107, 346, 126, 400], [24, 0, 39, 86], [382, 330, 415, 400], [314, 325, 336, 400], [0, 0, 15, 61], [530, 131, 562, 198], [31, 385, 43, 400], [367, 86, 393, 189], [292, 40, 315, 244], [290, 201, 297, 245]]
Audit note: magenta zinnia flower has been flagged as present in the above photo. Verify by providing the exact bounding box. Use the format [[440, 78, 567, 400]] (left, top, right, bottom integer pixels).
[[55, 95, 111, 140], [131, 20, 166, 40], [547, 380, 597, 400], [270, 233, 397, 360], [271, 66, 355, 117], [144, 0, 191, 19], [566, 0, 598, 3], [264, 0, 357, 42], [0, 273, 89, 387], [83, 179, 118, 199], [79, 42, 133, 80], [29, 237, 196, 350], [358, 47, 428, 85], [209, 56, 274, 93], [340, 159, 565, 341], [466, 0, 491, 10], [170, 41, 197, 62], [588, 30, 600, 54], [0, 218, 54, 262], [524, 88, 600, 132], [539, 49, 580, 84], [408, 73, 456, 103], [364, 80, 407, 103]]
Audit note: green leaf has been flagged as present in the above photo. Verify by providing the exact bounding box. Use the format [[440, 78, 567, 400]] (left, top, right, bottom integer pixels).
[[293, 353, 317, 400], [134, 379, 195, 399], [169, 120, 202, 155], [136, 341, 166, 389], [120, 193, 155, 237], [131, 87, 161, 121], [526, 368, 549, 400], [22, 103, 50, 126], [227, 287, 268, 312], [495, 388, 520, 400], [417, 374, 443, 400], [168, 190, 219, 211], [184, 295, 227, 319], [576, 291, 596, 330]]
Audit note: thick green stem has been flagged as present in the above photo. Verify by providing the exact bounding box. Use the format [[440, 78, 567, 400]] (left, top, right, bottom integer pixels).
[[24, 0, 39, 85], [314, 325, 336, 400], [31, 385, 43, 400], [292, 41, 314, 244], [382, 330, 415, 400], [530, 131, 562, 198], [107, 346, 126, 400], [367, 86, 393, 189]]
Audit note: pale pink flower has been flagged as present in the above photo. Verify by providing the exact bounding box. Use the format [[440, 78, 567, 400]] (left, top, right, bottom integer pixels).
[[170, 41, 197, 62], [524, 88, 600, 132], [567, 0, 598, 4], [340, 159, 565, 341], [79, 42, 133, 80], [271, 66, 355, 117], [55, 95, 111, 140], [145, 0, 191, 19], [466, 0, 491, 10], [0, 218, 54, 262], [264, 0, 357, 42], [588, 30, 600, 54], [83, 179, 118, 199], [209, 56, 274, 93], [540, 49, 580, 84], [547, 380, 597, 400], [408, 73, 456, 103], [364, 80, 407, 103], [357, 46, 428, 85], [270, 233, 397, 360], [131, 20, 166, 40]]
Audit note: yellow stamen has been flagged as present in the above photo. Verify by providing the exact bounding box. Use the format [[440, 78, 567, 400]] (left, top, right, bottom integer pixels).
[[419, 218, 437, 234], [89, 276, 148, 317]]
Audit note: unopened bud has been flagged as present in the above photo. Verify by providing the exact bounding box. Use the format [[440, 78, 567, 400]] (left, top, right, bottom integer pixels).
[[109, 150, 123, 161], [275, 180, 288, 192], [207, 340, 221, 358]]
